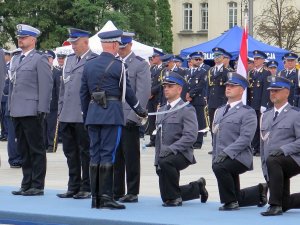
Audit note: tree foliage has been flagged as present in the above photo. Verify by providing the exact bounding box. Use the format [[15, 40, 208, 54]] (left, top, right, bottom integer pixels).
[[255, 0, 300, 51], [0, 0, 173, 51]]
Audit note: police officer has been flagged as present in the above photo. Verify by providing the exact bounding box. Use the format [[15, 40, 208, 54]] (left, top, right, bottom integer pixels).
[[42, 50, 60, 153], [212, 72, 268, 211], [113, 32, 151, 203], [173, 55, 184, 69], [185, 51, 210, 149], [278, 52, 298, 106], [155, 72, 208, 207], [9, 24, 53, 196], [80, 29, 147, 210], [56, 52, 67, 69], [266, 60, 278, 76], [0, 49, 10, 141], [0, 48, 5, 116], [247, 50, 271, 156], [260, 76, 300, 216], [247, 57, 255, 72], [207, 47, 229, 139], [57, 28, 95, 199], [146, 49, 164, 147], [223, 51, 234, 71]]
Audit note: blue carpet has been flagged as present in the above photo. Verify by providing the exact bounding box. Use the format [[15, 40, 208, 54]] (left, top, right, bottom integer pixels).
[[0, 186, 299, 225]]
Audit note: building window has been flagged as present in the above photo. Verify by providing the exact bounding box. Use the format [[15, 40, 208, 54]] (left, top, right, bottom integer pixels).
[[183, 3, 192, 30], [200, 3, 208, 30], [228, 2, 237, 28]]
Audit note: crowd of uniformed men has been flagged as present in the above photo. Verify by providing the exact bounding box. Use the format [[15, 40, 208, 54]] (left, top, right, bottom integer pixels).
[[1, 23, 300, 216]]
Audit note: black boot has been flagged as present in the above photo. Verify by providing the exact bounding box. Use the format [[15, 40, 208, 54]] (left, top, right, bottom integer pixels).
[[98, 163, 125, 210], [90, 164, 99, 208]]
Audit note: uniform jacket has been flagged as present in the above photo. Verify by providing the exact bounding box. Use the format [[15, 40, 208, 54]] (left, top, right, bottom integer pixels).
[[260, 104, 300, 181], [80, 52, 139, 126], [58, 50, 96, 123], [212, 102, 257, 169], [207, 65, 229, 109], [186, 64, 210, 106], [0, 49, 6, 106], [123, 52, 151, 125], [8, 49, 53, 117], [50, 67, 62, 112], [154, 99, 198, 166], [279, 68, 298, 106], [1, 62, 9, 103], [247, 68, 271, 110], [150, 64, 163, 105]]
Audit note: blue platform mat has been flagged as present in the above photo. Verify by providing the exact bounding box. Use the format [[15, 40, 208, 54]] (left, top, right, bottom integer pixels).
[[0, 186, 298, 225]]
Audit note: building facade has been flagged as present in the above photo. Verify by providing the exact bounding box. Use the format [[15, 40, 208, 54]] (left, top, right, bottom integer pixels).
[[170, 0, 300, 54]]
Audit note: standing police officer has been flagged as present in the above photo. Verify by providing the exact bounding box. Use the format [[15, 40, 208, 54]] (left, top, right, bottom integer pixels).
[[278, 52, 298, 106], [155, 72, 208, 207], [212, 73, 267, 211], [260, 76, 300, 216], [207, 47, 229, 139], [114, 32, 151, 203], [185, 51, 210, 149], [9, 24, 53, 196], [266, 60, 278, 76], [57, 28, 96, 199], [247, 50, 271, 156], [80, 29, 147, 210]]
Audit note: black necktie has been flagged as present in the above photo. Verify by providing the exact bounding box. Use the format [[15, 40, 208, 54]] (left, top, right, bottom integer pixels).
[[166, 104, 171, 110], [223, 104, 231, 116], [77, 56, 81, 64], [19, 55, 25, 64], [273, 111, 279, 121]]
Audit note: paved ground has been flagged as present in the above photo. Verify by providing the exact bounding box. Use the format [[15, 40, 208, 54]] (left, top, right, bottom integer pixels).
[[0, 134, 299, 202]]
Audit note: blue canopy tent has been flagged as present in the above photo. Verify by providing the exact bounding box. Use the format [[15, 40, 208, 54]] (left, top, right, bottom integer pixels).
[[180, 26, 289, 71]]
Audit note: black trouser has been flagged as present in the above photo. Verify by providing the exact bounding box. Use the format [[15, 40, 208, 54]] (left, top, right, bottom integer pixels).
[[251, 110, 261, 153], [193, 105, 206, 146], [158, 153, 191, 202], [114, 125, 140, 196], [60, 122, 90, 192], [13, 116, 46, 189], [43, 110, 57, 149], [208, 108, 216, 144], [147, 99, 157, 143], [267, 155, 300, 210], [212, 158, 261, 206]]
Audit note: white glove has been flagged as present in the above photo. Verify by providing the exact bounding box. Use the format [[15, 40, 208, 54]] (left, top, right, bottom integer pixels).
[[260, 106, 266, 114]]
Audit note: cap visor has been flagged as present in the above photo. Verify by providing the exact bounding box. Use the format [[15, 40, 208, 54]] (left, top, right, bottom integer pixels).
[[225, 81, 240, 86], [67, 37, 80, 42], [162, 81, 177, 85], [267, 86, 285, 90]]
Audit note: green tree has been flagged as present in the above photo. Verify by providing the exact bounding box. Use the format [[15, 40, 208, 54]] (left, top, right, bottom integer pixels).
[[156, 0, 173, 53]]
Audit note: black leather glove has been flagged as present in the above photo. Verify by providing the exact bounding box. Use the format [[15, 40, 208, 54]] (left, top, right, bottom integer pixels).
[[270, 148, 284, 156], [134, 104, 148, 118], [159, 148, 173, 158], [37, 112, 47, 122], [155, 166, 161, 176], [214, 151, 228, 164]]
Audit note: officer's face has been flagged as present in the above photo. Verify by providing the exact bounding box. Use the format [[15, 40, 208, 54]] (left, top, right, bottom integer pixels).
[[253, 57, 264, 68], [47, 57, 54, 66], [285, 59, 296, 70], [225, 84, 244, 100], [152, 55, 161, 65], [248, 62, 254, 71], [268, 67, 277, 76], [71, 37, 89, 56], [270, 88, 289, 105], [175, 61, 182, 68], [17, 36, 36, 50], [163, 84, 182, 101], [191, 58, 202, 67], [118, 43, 132, 58], [57, 57, 65, 67], [214, 55, 224, 64]]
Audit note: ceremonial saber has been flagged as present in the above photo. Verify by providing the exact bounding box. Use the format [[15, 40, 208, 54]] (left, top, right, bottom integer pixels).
[[53, 118, 59, 153]]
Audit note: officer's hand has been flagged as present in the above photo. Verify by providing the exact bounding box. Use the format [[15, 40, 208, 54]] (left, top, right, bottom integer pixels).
[[159, 149, 173, 158], [213, 151, 228, 163], [37, 112, 47, 121], [134, 104, 148, 118], [155, 166, 161, 176], [270, 148, 284, 156], [260, 106, 266, 114]]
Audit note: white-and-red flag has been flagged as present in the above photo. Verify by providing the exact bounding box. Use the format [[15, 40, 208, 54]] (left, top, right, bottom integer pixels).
[[237, 15, 248, 103]]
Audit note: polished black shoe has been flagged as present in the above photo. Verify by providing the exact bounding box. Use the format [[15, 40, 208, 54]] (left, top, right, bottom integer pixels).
[[99, 195, 126, 209], [73, 191, 91, 199], [12, 188, 27, 195], [21, 188, 44, 196], [219, 201, 239, 211], [197, 177, 208, 203], [145, 142, 155, 147], [113, 195, 124, 201], [46, 146, 54, 153], [261, 205, 283, 216], [57, 191, 77, 198], [193, 143, 203, 149], [10, 163, 22, 168], [119, 194, 138, 203], [208, 151, 212, 155], [0, 137, 7, 141], [258, 183, 268, 207], [162, 198, 183, 207]]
